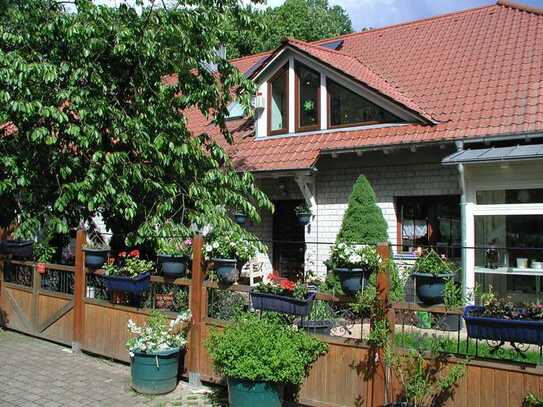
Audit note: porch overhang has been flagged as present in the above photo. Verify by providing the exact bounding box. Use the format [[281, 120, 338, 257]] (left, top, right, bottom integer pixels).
[[442, 144, 543, 165]]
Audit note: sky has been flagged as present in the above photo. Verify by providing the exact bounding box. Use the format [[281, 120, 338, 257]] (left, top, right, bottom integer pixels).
[[94, 0, 543, 31]]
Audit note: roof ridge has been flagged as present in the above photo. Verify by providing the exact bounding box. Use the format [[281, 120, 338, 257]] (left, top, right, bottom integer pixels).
[[497, 0, 543, 16], [229, 50, 271, 64], [311, 3, 498, 45]]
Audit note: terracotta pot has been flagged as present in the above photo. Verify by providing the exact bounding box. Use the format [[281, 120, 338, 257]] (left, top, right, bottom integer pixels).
[[155, 293, 174, 310]]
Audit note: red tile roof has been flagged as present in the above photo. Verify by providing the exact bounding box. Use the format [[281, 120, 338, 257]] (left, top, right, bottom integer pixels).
[[194, 1, 543, 171]]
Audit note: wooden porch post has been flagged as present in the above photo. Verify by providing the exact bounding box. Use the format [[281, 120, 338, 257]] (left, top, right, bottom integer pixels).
[[188, 234, 204, 386], [72, 229, 86, 353], [371, 242, 392, 407]]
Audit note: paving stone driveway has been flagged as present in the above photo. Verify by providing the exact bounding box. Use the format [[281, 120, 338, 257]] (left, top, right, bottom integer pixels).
[[0, 329, 226, 407]]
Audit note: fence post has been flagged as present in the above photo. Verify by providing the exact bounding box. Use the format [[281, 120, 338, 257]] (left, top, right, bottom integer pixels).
[[72, 228, 86, 353], [371, 242, 392, 407], [188, 234, 204, 386]]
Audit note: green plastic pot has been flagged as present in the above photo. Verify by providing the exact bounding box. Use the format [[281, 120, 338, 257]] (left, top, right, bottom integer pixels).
[[227, 377, 284, 407], [131, 347, 180, 395]]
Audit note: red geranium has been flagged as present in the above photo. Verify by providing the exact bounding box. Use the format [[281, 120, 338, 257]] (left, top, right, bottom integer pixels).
[[119, 251, 127, 257], [128, 249, 140, 258]]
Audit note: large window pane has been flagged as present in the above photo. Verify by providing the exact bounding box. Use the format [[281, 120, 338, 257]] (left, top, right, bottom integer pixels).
[[328, 79, 401, 127], [475, 214, 543, 303], [296, 64, 319, 129], [477, 188, 543, 204], [269, 67, 288, 133]]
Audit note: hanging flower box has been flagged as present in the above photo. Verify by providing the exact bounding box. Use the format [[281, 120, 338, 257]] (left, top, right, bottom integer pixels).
[[102, 272, 151, 294], [463, 305, 543, 345], [103, 250, 153, 297], [251, 274, 316, 316]]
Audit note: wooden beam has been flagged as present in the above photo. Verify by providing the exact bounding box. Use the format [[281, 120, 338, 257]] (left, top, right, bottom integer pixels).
[[38, 300, 74, 333], [72, 229, 86, 352], [188, 234, 204, 386]]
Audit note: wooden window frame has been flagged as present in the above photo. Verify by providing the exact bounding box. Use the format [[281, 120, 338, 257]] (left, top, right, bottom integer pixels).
[[327, 78, 397, 129], [395, 195, 461, 254], [267, 65, 289, 136], [295, 63, 320, 132]]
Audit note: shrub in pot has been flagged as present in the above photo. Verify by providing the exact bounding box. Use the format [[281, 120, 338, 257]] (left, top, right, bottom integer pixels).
[[326, 175, 388, 294], [251, 274, 316, 317], [157, 238, 191, 278], [83, 241, 110, 269], [205, 313, 328, 407], [294, 202, 312, 225], [103, 250, 153, 301], [326, 242, 381, 295], [127, 310, 191, 395], [411, 250, 456, 305]]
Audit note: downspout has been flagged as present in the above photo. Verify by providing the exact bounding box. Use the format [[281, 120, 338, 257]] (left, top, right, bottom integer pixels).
[[455, 141, 468, 293]]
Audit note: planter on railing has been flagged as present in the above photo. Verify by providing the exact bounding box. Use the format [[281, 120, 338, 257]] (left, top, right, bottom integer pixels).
[[250, 290, 316, 317], [412, 272, 454, 305], [463, 305, 543, 345], [157, 254, 187, 278], [102, 272, 151, 295], [131, 347, 180, 395], [334, 267, 371, 295], [0, 240, 34, 258], [83, 247, 109, 269], [296, 319, 333, 336], [211, 258, 238, 284]]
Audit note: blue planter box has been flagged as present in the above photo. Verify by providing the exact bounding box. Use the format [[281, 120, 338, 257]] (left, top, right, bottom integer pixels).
[[250, 290, 316, 316], [463, 305, 543, 345], [102, 272, 151, 294]]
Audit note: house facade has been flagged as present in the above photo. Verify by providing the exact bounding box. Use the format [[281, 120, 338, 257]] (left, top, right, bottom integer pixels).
[[188, 1, 543, 300]]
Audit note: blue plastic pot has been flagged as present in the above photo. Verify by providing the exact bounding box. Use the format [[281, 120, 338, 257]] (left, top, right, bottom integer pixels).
[[227, 378, 284, 407], [157, 254, 187, 278], [412, 272, 454, 304], [464, 305, 543, 345], [297, 213, 311, 225], [296, 319, 333, 335], [83, 248, 109, 269], [212, 258, 238, 284], [131, 347, 180, 395], [0, 240, 34, 258], [251, 291, 316, 316], [102, 272, 151, 294], [234, 213, 248, 225], [334, 268, 371, 295]]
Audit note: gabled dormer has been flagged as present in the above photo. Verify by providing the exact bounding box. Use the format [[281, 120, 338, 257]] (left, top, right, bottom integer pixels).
[[249, 38, 435, 139]]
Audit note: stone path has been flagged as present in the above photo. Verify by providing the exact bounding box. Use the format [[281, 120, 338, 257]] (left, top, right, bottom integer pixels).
[[0, 329, 227, 407]]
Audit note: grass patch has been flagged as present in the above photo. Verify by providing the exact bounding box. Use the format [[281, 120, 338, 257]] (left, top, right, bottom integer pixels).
[[395, 332, 542, 365]]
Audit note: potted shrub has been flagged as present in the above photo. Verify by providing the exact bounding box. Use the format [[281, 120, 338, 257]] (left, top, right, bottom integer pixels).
[[384, 340, 466, 407], [205, 313, 328, 407], [206, 230, 260, 284], [438, 278, 471, 331], [103, 250, 153, 300], [296, 299, 336, 335], [251, 273, 316, 317], [127, 310, 191, 395], [294, 203, 312, 225], [157, 238, 191, 278], [463, 291, 543, 346], [327, 242, 381, 294], [411, 250, 456, 305], [83, 240, 110, 269]]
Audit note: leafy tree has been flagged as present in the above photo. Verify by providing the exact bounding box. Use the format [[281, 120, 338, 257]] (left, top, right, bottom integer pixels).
[[336, 175, 388, 244], [0, 0, 272, 243], [223, 0, 353, 58]]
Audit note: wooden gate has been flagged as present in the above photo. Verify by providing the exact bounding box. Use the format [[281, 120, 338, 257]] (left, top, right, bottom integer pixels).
[[0, 260, 74, 346]]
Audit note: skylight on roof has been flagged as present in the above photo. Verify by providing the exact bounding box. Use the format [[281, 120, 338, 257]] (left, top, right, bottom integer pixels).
[[226, 101, 245, 120], [319, 39, 344, 50]]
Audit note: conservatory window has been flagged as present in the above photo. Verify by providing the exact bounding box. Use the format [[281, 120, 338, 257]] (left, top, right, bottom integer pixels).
[[295, 63, 320, 130]]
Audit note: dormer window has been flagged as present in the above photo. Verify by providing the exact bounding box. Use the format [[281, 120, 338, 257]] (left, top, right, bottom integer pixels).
[[328, 79, 401, 128], [295, 63, 320, 131], [267, 65, 288, 135]]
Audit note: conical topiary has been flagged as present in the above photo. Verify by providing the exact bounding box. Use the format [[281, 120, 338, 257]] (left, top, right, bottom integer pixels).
[[336, 175, 388, 244]]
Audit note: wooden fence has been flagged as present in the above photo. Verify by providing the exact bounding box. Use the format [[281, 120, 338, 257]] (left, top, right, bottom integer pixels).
[[1, 230, 543, 406]]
